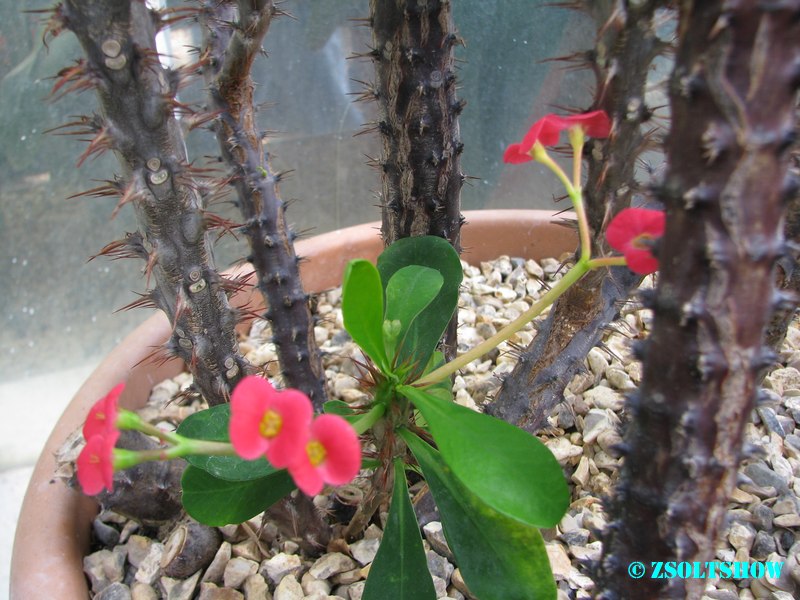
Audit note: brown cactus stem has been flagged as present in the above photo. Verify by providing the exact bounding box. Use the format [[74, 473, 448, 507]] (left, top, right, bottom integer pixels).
[[62, 0, 246, 406], [368, 0, 465, 250], [598, 3, 800, 599], [202, 1, 327, 408], [368, 0, 465, 362], [488, 0, 666, 432]]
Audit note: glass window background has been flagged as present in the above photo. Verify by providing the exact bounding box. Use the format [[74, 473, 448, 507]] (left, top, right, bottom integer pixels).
[[1, 1, 594, 381]]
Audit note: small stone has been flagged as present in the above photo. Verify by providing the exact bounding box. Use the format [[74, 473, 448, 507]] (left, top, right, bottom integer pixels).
[[426, 550, 454, 583], [261, 552, 303, 585], [728, 522, 756, 551], [93, 518, 122, 547], [571, 456, 590, 488], [131, 582, 158, 600], [302, 570, 332, 595], [597, 429, 624, 456], [764, 367, 800, 396], [752, 504, 774, 531], [525, 259, 545, 278], [757, 407, 786, 437], [703, 591, 739, 600], [545, 437, 583, 464], [96, 582, 132, 600], [772, 496, 799, 516], [569, 541, 601, 563], [197, 583, 245, 600], [606, 368, 635, 391], [348, 537, 380, 566], [751, 531, 777, 560], [546, 543, 571, 581], [561, 529, 590, 547], [363, 524, 383, 540], [84, 548, 126, 593], [348, 580, 366, 600], [309, 553, 357, 580], [224, 557, 259, 589], [432, 575, 448, 597], [729, 487, 758, 504], [744, 461, 789, 493], [127, 535, 153, 568], [332, 567, 364, 585], [242, 573, 269, 600], [159, 571, 201, 600], [581, 409, 616, 444], [203, 541, 232, 583], [587, 348, 609, 378], [423, 521, 453, 561], [232, 539, 262, 562], [584, 386, 624, 411], [273, 574, 304, 600], [773, 513, 800, 528], [135, 543, 165, 585]]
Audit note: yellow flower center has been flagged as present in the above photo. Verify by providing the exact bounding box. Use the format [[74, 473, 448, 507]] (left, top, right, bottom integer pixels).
[[631, 232, 655, 250], [307, 441, 326, 467], [259, 410, 283, 438]]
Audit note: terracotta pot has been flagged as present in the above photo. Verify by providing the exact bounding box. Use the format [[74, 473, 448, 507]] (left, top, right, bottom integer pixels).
[[10, 210, 576, 599]]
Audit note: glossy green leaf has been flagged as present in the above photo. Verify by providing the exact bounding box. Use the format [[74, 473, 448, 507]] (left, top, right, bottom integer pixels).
[[181, 465, 296, 526], [401, 430, 557, 600], [342, 259, 389, 372], [177, 404, 278, 481], [384, 265, 443, 360], [399, 386, 569, 528], [378, 236, 462, 378], [362, 460, 437, 600]]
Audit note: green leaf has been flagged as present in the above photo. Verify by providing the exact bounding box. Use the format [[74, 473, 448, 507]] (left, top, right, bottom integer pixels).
[[384, 265, 443, 360], [181, 465, 295, 526], [362, 460, 437, 600], [342, 259, 390, 372], [323, 400, 357, 416], [401, 430, 557, 600], [378, 236, 462, 378], [176, 404, 278, 481], [399, 386, 569, 528]]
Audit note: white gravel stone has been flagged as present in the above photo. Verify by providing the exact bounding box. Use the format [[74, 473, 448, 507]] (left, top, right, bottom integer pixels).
[[262, 552, 304, 585], [223, 557, 259, 590], [349, 538, 381, 566], [309, 553, 357, 580], [273, 574, 304, 600]]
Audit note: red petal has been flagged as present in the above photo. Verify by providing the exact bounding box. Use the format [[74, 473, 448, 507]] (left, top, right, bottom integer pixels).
[[263, 390, 313, 468], [312, 415, 361, 485], [520, 115, 563, 150], [83, 383, 123, 440], [288, 455, 324, 496], [502, 143, 532, 164], [77, 432, 118, 495], [606, 208, 665, 252], [562, 110, 611, 138], [625, 247, 661, 275]]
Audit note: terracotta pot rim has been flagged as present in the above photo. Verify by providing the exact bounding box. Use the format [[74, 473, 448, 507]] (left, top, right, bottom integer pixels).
[[10, 209, 576, 599]]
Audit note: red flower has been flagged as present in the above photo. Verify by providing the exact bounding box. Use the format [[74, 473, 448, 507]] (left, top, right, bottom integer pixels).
[[503, 110, 611, 164], [229, 376, 313, 468], [606, 208, 666, 275], [83, 383, 123, 440], [77, 431, 119, 495], [288, 415, 361, 496]]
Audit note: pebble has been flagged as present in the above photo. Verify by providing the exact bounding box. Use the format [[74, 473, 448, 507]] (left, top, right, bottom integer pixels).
[[135, 543, 165, 586], [261, 552, 303, 586], [96, 582, 132, 600], [131, 582, 158, 600], [242, 573, 269, 599], [223, 557, 259, 589], [546, 543, 572, 581], [308, 553, 357, 580], [273, 574, 303, 600], [159, 571, 201, 600], [348, 537, 380, 566], [203, 542, 232, 583], [197, 583, 245, 600], [583, 386, 625, 411]]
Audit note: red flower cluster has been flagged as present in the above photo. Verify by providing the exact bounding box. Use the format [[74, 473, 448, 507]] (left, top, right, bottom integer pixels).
[[503, 110, 611, 164], [606, 208, 666, 274], [77, 383, 124, 495], [230, 376, 361, 496]]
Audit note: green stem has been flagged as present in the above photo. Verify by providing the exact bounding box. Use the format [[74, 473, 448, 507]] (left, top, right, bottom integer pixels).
[[112, 439, 237, 470], [117, 409, 182, 445], [351, 403, 387, 435], [415, 259, 590, 386], [587, 256, 628, 269]]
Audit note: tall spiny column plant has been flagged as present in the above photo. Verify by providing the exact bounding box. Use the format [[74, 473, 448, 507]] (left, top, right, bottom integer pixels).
[[200, 0, 327, 408], [598, 2, 800, 598], [362, 0, 465, 251], [489, 0, 671, 432], [53, 0, 248, 407]]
